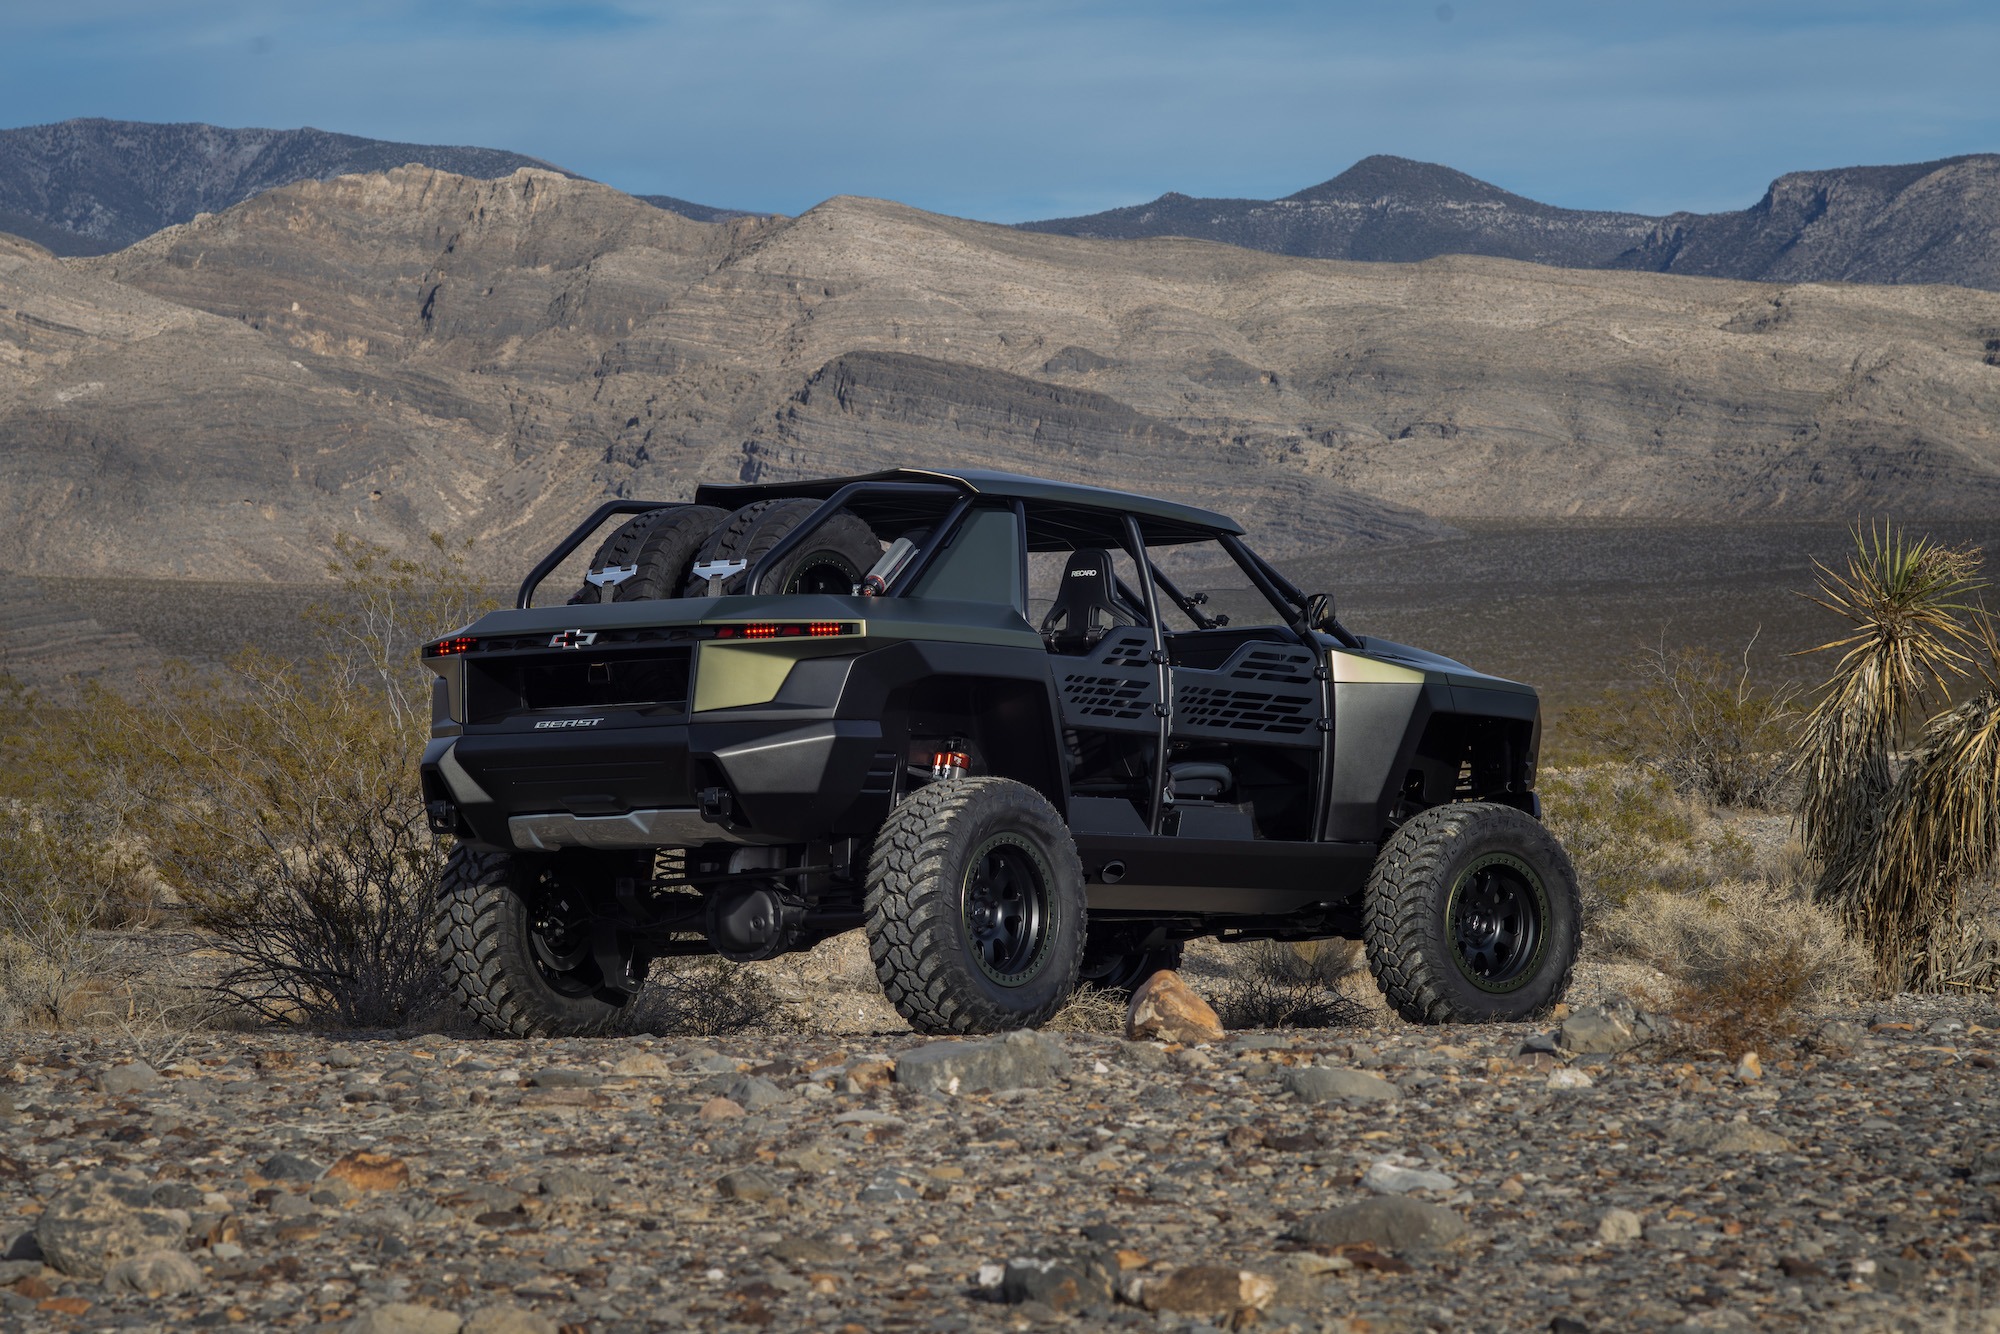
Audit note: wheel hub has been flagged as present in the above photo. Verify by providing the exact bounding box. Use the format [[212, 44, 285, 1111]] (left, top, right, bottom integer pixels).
[[1447, 852, 1547, 993], [961, 835, 1051, 986]]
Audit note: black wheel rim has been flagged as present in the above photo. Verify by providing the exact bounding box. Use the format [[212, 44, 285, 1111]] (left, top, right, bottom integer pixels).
[[785, 553, 863, 596], [526, 877, 601, 998], [1447, 851, 1548, 994], [961, 833, 1053, 987]]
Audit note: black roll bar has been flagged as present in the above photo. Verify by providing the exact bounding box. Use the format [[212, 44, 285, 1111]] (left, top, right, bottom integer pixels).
[[515, 500, 677, 609], [1124, 513, 1173, 836], [744, 481, 964, 595]]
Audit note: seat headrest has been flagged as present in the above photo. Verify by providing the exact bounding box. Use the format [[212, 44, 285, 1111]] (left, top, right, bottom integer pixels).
[[1040, 548, 1123, 647]]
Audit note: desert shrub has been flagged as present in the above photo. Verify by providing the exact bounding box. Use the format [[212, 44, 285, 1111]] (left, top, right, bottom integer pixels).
[[1213, 940, 1364, 1030], [1045, 983, 1127, 1034], [0, 674, 160, 1029], [621, 955, 796, 1035], [1562, 640, 1795, 809], [1792, 527, 2000, 992], [1540, 764, 1700, 912], [1601, 877, 1866, 1055], [130, 537, 494, 1029]]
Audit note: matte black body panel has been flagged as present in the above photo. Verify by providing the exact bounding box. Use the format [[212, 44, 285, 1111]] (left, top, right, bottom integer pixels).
[[1076, 835, 1375, 913]]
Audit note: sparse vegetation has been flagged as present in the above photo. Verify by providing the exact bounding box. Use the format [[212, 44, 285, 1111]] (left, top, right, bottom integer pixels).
[[620, 956, 798, 1036], [1212, 940, 1364, 1030], [1564, 639, 1796, 809]]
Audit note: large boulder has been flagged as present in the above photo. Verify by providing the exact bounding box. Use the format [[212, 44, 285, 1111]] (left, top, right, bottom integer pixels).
[[1286, 1197, 1469, 1252]]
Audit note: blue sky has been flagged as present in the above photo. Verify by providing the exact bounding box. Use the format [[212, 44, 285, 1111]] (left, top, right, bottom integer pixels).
[[3, 1, 1997, 221]]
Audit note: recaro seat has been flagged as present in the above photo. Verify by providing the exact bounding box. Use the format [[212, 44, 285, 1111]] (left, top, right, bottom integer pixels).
[[1040, 548, 1131, 653]]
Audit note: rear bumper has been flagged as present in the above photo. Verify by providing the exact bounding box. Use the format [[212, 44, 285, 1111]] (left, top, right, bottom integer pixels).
[[423, 716, 888, 850]]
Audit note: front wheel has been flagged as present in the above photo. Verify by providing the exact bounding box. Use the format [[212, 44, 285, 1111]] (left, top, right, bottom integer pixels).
[[1363, 801, 1579, 1023], [864, 777, 1085, 1034], [434, 846, 644, 1037]]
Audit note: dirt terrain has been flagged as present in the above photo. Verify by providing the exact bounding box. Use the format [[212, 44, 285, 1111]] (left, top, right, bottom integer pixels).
[[2, 973, 1994, 1334]]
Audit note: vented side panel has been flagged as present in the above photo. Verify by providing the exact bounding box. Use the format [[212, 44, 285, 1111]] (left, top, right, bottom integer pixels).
[[1171, 640, 1321, 748], [1054, 629, 1160, 734]]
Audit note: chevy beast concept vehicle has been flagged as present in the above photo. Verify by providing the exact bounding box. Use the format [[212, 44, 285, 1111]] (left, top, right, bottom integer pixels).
[[421, 469, 1578, 1036]]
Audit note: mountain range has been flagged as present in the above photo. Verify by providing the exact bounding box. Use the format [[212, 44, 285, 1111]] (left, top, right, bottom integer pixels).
[[3, 164, 1999, 584], [1021, 153, 2000, 291], [0, 119, 754, 255]]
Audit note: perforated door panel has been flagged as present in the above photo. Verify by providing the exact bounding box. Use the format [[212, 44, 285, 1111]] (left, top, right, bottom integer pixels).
[[1170, 641, 1321, 747], [1054, 628, 1161, 734]]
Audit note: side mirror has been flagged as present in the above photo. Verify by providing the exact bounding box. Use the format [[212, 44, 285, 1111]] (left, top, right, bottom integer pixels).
[[1304, 592, 1337, 632]]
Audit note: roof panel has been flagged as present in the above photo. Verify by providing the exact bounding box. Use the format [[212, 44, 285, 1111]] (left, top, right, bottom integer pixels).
[[693, 467, 1245, 540]]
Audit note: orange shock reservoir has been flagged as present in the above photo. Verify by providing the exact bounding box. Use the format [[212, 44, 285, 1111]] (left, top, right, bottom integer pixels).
[[930, 750, 970, 781]]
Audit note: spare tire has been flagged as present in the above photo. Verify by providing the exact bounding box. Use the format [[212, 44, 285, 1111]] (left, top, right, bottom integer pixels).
[[683, 498, 883, 598], [568, 504, 727, 604]]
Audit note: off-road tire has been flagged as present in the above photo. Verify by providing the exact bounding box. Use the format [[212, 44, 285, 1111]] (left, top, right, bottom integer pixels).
[[683, 498, 882, 598], [864, 777, 1086, 1034], [1079, 936, 1185, 994], [434, 845, 632, 1037], [569, 504, 726, 604], [1363, 801, 1579, 1024]]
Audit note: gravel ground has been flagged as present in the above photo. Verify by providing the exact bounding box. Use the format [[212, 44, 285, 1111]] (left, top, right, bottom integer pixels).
[[2, 995, 1997, 1334]]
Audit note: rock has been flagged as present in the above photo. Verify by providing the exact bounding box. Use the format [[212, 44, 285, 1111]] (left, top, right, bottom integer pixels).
[[1598, 1208, 1643, 1244], [769, 1235, 852, 1265], [1280, 1066, 1399, 1104], [1520, 1032, 1562, 1055], [858, 1170, 922, 1203], [1286, 1197, 1468, 1252], [894, 1030, 1069, 1095], [538, 1168, 613, 1205], [697, 1097, 746, 1121], [716, 1169, 783, 1203], [462, 1306, 558, 1334], [996, 1253, 1114, 1309], [344, 1303, 463, 1334], [1734, 1052, 1763, 1082], [725, 1075, 788, 1111], [527, 1067, 601, 1089], [1360, 1159, 1457, 1195], [260, 1153, 325, 1182], [95, 1062, 161, 1096], [775, 1143, 840, 1173], [1559, 1006, 1633, 1054], [150, 1183, 206, 1211], [1669, 1121, 1796, 1154], [326, 1152, 411, 1192], [1814, 1019, 1869, 1050], [1138, 1266, 1276, 1315], [1125, 971, 1225, 1045], [34, 1169, 190, 1279], [1547, 1068, 1594, 1090], [686, 1050, 743, 1074], [610, 1052, 675, 1079], [102, 1250, 204, 1297]]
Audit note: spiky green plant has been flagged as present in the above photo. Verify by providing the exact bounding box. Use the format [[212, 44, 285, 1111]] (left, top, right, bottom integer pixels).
[[1793, 526, 1987, 988], [1864, 621, 2000, 992]]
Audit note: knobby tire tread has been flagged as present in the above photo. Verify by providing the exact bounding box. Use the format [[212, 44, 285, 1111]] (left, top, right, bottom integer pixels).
[[1362, 802, 1578, 1024], [434, 844, 620, 1038], [863, 777, 1084, 1035]]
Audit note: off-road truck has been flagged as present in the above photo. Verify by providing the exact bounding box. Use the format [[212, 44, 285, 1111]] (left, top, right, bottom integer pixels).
[[422, 469, 1578, 1036]]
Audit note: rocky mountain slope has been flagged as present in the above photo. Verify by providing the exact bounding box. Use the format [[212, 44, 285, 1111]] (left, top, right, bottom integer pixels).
[[0, 119, 756, 256], [4, 166, 2000, 580], [1020, 155, 1660, 269], [1025, 154, 2000, 291]]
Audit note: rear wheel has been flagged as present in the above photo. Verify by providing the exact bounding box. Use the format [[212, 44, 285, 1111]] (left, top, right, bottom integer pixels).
[[434, 846, 646, 1037], [569, 504, 726, 604], [864, 777, 1085, 1034], [683, 498, 881, 598], [1363, 801, 1579, 1023]]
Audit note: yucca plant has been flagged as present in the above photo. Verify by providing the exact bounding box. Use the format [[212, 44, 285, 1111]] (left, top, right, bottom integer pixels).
[[1793, 525, 1991, 990], [1865, 620, 2000, 991]]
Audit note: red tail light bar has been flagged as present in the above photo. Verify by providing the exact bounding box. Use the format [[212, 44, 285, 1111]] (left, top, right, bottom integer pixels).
[[711, 622, 859, 640], [423, 636, 478, 658]]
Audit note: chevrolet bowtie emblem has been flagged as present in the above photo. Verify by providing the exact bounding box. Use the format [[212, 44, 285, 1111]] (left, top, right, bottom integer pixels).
[[549, 630, 597, 649]]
